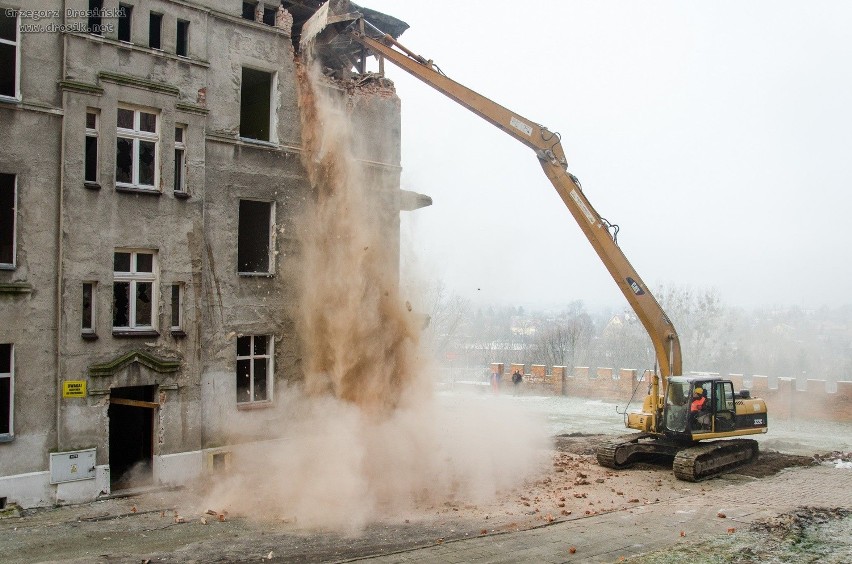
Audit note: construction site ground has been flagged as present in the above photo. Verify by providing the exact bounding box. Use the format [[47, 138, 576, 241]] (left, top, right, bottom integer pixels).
[[2, 433, 852, 563]]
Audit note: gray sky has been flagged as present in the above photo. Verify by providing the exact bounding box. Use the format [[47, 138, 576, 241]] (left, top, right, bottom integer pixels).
[[364, 0, 852, 310]]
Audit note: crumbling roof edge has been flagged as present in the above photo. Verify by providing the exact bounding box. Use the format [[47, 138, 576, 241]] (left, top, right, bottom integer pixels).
[[351, 2, 409, 39]]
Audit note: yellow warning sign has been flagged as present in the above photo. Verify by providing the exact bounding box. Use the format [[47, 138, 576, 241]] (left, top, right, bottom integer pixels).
[[62, 380, 86, 398]]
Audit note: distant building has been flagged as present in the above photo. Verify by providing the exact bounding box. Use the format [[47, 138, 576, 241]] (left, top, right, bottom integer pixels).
[[0, 0, 426, 508]]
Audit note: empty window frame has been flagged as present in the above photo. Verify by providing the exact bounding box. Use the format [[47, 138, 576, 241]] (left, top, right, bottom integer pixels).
[[236, 335, 272, 404], [116, 106, 159, 190], [117, 4, 133, 42], [262, 5, 276, 25], [237, 200, 273, 274], [148, 12, 162, 49], [174, 125, 186, 194], [0, 173, 15, 268], [88, 0, 104, 35], [170, 283, 183, 332], [85, 110, 99, 185], [82, 282, 97, 335], [0, 9, 20, 99], [239, 68, 273, 141], [0, 343, 12, 437], [176, 19, 189, 57], [113, 250, 157, 330], [241, 2, 257, 20]]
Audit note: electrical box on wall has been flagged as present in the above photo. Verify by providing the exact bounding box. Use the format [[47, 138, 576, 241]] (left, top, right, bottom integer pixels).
[[50, 448, 97, 484]]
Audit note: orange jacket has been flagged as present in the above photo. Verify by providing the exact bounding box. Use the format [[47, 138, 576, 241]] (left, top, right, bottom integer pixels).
[[691, 396, 706, 412]]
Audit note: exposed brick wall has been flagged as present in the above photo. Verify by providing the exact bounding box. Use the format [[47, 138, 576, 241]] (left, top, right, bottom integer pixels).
[[773, 378, 794, 420], [552, 366, 567, 395], [834, 382, 852, 420]]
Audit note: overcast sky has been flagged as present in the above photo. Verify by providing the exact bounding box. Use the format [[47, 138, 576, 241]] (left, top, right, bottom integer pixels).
[[362, 1, 852, 311]]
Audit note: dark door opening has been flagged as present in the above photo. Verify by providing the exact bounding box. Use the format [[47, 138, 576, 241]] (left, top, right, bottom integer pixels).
[[108, 385, 156, 489]]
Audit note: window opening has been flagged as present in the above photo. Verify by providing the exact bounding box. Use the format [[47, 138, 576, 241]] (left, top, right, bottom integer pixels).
[[149, 13, 162, 49], [88, 0, 104, 35], [85, 110, 99, 184], [242, 2, 257, 20], [116, 107, 159, 190], [0, 343, 12, 437], [82, 282, 97, 335], [170, 283, 183, 331], [211, 452, 228, 470], [176, 19, 189, 57], [174, 125, 186, 194], [237, 200, 273, 274], [236, 335, 272, 403], [0, 173, 15, 267], [113, 250, 157, 330], [239, 68, 273, 141], [117, 4, 132, 42], [262, 5, 276, 26], [0, 9, 19, 99]]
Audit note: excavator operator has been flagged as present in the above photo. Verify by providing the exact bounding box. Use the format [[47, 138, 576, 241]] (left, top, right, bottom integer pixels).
[[691, 387, 710, 430], [690, 388, 706, 412]]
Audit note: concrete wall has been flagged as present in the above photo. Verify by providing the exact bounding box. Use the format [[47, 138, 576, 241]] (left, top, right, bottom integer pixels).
[[0, 0, 64, 478], [198, 5, 303, 446]]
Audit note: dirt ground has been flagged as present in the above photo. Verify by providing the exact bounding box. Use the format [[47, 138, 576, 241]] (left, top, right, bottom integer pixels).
[[0, 434, 834, 563], [624, 506, 852, 563]]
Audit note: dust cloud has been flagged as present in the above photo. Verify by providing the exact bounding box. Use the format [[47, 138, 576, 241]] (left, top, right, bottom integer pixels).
[[201, 52, 549, 532]]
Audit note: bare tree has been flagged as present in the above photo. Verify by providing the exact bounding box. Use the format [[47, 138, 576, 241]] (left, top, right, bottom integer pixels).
[[421, 279, 471, 362], [533, 302, 594, 370], [468, 307, 508, 368], [655, 283, 725, 372], [593, 309, 655, 372]]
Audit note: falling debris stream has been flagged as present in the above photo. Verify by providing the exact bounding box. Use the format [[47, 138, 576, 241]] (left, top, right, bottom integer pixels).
[[294, 57, 422, 417]]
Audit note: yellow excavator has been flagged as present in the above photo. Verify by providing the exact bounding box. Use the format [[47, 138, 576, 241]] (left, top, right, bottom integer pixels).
[[301, 3, 768, 481]]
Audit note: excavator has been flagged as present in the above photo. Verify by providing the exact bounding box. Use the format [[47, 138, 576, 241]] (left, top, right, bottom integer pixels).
[[300, 2, 768, 481]]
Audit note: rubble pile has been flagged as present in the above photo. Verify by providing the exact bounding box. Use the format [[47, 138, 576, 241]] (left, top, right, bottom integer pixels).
[[813, 451, 852, 469]]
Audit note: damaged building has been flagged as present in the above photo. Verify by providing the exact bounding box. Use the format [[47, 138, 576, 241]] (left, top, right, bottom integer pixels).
[[0, 0, 428, 508]]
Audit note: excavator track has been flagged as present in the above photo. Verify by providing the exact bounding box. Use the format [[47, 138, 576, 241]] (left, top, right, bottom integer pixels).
[[596, 433, 680, 469], [598, 434, 759, 481], [672, 439, 759, 482]]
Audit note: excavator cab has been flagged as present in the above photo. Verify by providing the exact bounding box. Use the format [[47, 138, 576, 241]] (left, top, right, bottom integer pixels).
[[663, 377, 713, 436], [663, 376, 766, 441]]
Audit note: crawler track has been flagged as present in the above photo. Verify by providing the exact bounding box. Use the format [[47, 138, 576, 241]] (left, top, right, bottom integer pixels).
[[597, 434, 759, 481], [673, 439, 759, 481], [596, 433, 679, 469]]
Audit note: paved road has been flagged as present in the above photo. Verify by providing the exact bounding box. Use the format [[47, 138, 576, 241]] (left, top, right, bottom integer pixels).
[[346, 466, 852, 563]]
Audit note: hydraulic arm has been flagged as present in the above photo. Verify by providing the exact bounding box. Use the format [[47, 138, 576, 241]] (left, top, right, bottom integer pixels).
[[350, 27, 682, 379]]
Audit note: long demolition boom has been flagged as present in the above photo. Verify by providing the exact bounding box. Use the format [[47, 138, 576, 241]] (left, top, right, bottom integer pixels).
[[349, 26, 682, 380]]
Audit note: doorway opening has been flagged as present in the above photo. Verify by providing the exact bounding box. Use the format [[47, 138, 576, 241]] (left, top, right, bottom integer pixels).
[[108, 385, 157, 490]]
